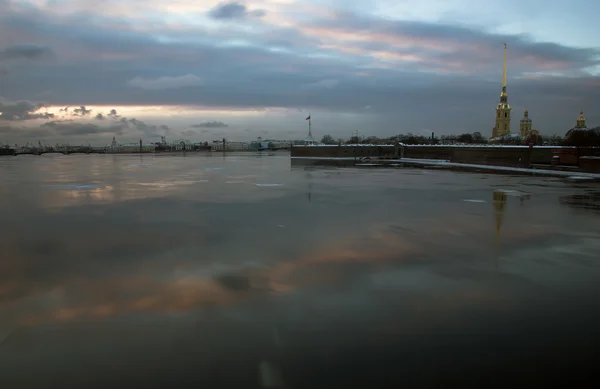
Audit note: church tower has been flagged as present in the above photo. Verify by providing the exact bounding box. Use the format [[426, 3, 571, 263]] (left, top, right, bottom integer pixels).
[[492, 43, 511, 138], [575, 109, 587, 129], [520, 110, 532, 137]]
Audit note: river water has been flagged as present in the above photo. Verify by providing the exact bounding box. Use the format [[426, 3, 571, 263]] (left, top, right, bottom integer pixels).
[[1, 152, 600, 388]]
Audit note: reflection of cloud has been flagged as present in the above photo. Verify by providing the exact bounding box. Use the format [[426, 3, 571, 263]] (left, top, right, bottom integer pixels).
[[0, 218, 423, 330], [13, 275, 242, 327], [61, 185, 115, 202]]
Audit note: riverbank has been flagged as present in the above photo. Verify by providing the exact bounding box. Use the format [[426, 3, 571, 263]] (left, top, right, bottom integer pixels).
[[290, 156, 600, 181], [290, 144, 600, 173]]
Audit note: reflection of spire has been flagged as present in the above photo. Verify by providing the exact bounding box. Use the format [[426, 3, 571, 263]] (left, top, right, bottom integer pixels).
[[493, 190, 507, 268]]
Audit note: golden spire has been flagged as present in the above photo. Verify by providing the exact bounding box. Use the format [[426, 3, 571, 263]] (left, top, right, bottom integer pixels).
[[502, 43, 507, 88], [499, 43, 508, 104]]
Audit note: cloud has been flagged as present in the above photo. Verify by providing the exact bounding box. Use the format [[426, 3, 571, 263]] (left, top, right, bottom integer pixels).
[[1, 105, 170, 141], [191, 121, 229, 128], [41, 120, 124, 136], [181, 129, 198, 137], [72, 105, 92, 116], [303, 79, 340, 89], [0, 97, 54, 120], [118, 118, 171, 137], [0, 44, 53, 61], [127, 75, 203, 90], [0, 1, 599, 138], [208, 2, 266, 20]]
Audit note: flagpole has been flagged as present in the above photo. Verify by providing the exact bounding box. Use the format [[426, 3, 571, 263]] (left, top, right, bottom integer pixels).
[[308, 114, 312, 138]]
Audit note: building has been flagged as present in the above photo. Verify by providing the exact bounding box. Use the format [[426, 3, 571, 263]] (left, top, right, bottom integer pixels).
[[492, 43, 511, 138], [249, 138, 293, 150], [211, 140, 249, 151], [572, 109, 588, 131], [107, 137, 155, 153], [249, 140, 272, 150], [563, 109, 600, 146], [170, 140, 194, 151], [519, 110, 532, 137]]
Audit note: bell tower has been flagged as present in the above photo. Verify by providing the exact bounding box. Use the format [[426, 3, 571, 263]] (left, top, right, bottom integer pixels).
[[492, 43, 511, 138], [575, 109, 587, 128], [520, 110, 532, 137]]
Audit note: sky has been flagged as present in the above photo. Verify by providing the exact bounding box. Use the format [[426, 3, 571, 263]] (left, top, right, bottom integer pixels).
[[1, 0, 600, 145]]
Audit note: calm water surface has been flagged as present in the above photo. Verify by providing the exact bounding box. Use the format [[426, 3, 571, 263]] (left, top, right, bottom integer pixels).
[[1, 153, 600, 388]]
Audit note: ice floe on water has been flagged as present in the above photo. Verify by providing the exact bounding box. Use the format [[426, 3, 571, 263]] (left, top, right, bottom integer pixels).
[[225, 181, 245, 184], [127, 163, 152, 167], [227, 175, 256, 179], [463, 199, 486, 203], [204, 167, 224, 171], [46, 183, 102, 190], [255, 183, 284, 187]]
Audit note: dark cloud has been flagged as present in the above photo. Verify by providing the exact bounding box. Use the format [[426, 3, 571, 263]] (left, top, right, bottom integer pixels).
[[0, 97, 54, 120], [1, 112, 170, 142], [0, 123, 53, 139], [41, 119, 74, 127], [118, 118, 171, 138], [127, 74, 203, 90], [208, 2, 266, 20], [72, 105, 92, 116], [96, 109, 119, 120], [0, 44, 53, 61], [42, 121, 124, 136], [191, 121, 229, 128]]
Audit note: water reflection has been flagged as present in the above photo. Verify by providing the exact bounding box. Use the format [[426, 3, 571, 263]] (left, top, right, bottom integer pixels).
[[1, 155, 600, 387], [559, 191, 600, 212]]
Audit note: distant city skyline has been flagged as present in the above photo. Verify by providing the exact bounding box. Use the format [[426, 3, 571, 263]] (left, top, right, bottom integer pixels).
[[1, 0, 600, 144]]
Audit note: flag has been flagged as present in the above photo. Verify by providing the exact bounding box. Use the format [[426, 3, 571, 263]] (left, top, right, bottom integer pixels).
[[305, 115, 310, 120]]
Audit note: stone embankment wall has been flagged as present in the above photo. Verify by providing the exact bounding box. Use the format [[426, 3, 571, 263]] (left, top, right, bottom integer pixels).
[[450, 147, 553, 167], [290, 146, 396, 158], [579, 157, 600, 173], [291, 145, 600, 172]]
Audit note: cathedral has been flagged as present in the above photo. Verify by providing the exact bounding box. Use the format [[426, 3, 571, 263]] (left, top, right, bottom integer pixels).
[[491, 44, 538, 140]]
